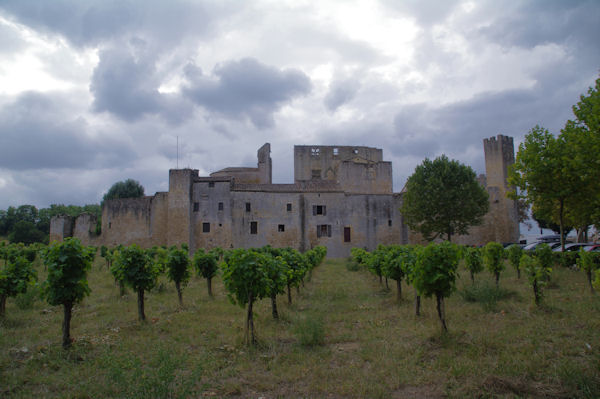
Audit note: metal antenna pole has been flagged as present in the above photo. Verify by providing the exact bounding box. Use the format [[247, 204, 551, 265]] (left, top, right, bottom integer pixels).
[[177, 136, 179, 169]]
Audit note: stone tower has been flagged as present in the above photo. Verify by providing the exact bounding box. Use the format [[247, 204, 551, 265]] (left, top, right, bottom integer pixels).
[[483, 135, 520, 243]]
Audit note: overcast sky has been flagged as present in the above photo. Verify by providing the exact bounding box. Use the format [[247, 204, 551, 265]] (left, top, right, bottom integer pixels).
[[0, 0, 599, 214]]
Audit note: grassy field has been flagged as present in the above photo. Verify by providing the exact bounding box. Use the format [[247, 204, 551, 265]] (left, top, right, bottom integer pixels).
[[1, 256, 600, 398]]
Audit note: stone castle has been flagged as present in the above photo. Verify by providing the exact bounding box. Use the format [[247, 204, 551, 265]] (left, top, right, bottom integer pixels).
[[50, 136, 519, 257]]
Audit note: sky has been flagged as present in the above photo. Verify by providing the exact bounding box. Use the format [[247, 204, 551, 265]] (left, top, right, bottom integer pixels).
[[0, 0, 599, 221]]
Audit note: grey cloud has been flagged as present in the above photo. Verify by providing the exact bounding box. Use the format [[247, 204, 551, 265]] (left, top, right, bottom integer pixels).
[[324, 78, 361, 111], [381, 0, 461, 26], [0, 20, 26, 54], [183, 58, 311, 129], [0, 92, 136, 170]]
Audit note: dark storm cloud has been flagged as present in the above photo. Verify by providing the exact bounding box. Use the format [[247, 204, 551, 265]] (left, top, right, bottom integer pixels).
[[0, 0, 229, 49], [0, 92, 136, 170], [324, 78, 361, 111], [183, 58, 311, 129]]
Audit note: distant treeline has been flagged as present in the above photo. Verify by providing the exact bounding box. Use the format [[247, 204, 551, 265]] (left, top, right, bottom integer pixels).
[[0, 204, 101, 244]]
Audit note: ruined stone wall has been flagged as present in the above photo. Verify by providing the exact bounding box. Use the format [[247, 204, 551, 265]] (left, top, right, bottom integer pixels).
[[167, 169, 196, 248], [49, 215, 73, 243], [336, 161, 393, 194], [102, 197, 154, 247], [210, 143, 271, 184], [192, 179, 234, 252]]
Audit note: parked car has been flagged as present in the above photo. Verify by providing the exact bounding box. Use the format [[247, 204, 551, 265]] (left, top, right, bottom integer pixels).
[[582, 244, 600, 252], [552, 243, 593, 252], [524, 241, 562, 251]]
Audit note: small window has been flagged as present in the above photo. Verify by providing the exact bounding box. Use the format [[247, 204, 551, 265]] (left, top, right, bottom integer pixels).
[[278, 224, 285, 232], [353, 148, 358, 154], [317, 224, 332, 238], [208, 182, 215, 188], [388, 219, 392, 227], [344, 227, 351, 242], [108, 222, 112, 229], [311, 169, 321, 179], [311, 148, 320, 157], [218, 202, 224, 211], [193, 202, 199, 212], [312, 205, 326, 215], [250, 221, 258, 234], [286, 203, 292, 212], [245, 202, 251, 212], [202, 222, 210, 233], [373, 218, 377, 226], [333, 147, 339, 156]]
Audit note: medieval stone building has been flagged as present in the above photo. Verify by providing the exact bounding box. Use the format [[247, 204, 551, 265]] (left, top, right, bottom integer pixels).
[[50, 136, 519, 257]]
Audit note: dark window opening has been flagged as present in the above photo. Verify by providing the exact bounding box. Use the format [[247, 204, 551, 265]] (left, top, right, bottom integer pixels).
[[344, 227, 351, 242], [278, 224, 285, 232], [193, 202, 199, 212], [245, 202, 251, 212], [250, 221, 258, 234], [218, 202, 224, 211], [108, 222, 111, 229], [373, 218, 377, 226], [317, 224, 332, 238], [312, 205, 326, 215], [388, 219, 392, 227], [311, 169, 321, 179], [208, 182, 215, 188], [286, 203, 292, 212], [202, 222, 210, 233], [218, 223, 222, 227]]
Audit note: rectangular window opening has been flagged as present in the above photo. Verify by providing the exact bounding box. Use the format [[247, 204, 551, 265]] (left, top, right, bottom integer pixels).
[[286, 203, 292, 212], [311, 147, 320, 157], [202, 222, 210, 233], [344, 227, 351, 242], [312, 205, 326, 215], [278, 224, 285, 232], [250, 221, 258, 234], [245, 202, 251, 212], [388, 219, 392, 227], [317, 224, 332, 238], [218, 202, 224, 211], [193, 202, 199, 212], [311, 169, 321, 179], [208, 182, 215, 188]]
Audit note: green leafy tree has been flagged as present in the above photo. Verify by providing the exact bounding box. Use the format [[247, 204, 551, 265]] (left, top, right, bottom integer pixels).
[[506, 245, 523, 279], [280, 248, 307, 304], [464, 247, 484, 284], [381, 245, 410, 301], [42, 238, 93, 348], [102, 179, 145, 204], [112, 244, 159, 321], [401, 155, 489, 242], [520, 254, 552, 306], [221, 249, 272, 344], [261, 250, 288, 319], [577, 250, 599, 294], [413, 242, 460, 332], [166, 246, 191, 307], [484, 242, 505, 288], [193, 248, 219, 297], [0, 256, 37, 317]]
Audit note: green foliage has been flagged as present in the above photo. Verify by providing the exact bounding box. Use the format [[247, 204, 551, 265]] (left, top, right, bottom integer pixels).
[[401, 155, 489, 241], [483, 242, 505, 287], [293, 314, 325, 347], [112, 244, 158, 293], [380, 245, 406, 282], [281, 248, 307, 290], [459, 281, 516, 312], [520, 253, 552, 305], [464, 247, 484, 283], [0, 255, 37, 316], [577, 250, 600, 293], [9, 220, 47, 244], [506, 245, 523, 277], [553, 252, 578, 268], [534, 243, 553, 270], [41, 238, 92, 307], [192, 248, 219, 280], [166, 246, 190, 287], [102, 179, 145, 204], [221, 249, 271, 308], [413, 241, 460, 299]]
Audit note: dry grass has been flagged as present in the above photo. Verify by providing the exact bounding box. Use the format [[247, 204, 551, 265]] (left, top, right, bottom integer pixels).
[[1, 256, 599, 398]]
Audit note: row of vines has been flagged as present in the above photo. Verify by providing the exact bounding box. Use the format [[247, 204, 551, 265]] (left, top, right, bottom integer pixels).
[[0, 240, 326, 348], [351, 242, 600, 332]]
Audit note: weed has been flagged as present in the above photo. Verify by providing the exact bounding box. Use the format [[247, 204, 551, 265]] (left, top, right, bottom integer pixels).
[[459, 281, 517, 311], [293, 314, 325, 347], [15, 284, 40, 310]]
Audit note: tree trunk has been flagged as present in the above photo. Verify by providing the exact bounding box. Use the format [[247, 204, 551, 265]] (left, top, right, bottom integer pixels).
[[436, 294, 448, 333], [207, 277, 213, 297], [385, 277, 389, 290], [495, 272, 499, 289], [396, 279, 402, 302], [0, 294, 6, 317], [287, 283, 292, 305], [271, 293, 279, 319], [448, 230, 452, 242], [533, 279, 540, 306], [470, 271, 475, 285], [246, 292, 255, 345], [517, 268, 521, 279], [137, 288, 146, 322], [296, 285, 300, 295], [587, 269, 595, 294], [175, 281, 183, 307], [415, 292, 421, 316], [62, 301, 73, 349], [118, 280, 125, 296], [559, 199, 565, 252], [378, 274, 382, 284]]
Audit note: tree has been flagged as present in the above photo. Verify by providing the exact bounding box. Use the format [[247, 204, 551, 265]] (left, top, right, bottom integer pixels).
[[112, 244, 159, 321], [577, 249, 599, 294], [464, 246, 484, 284], [42, 238, 93, 348], [401, 155, 489, 242], [261, 249, 287, 320], [221, 249, 272, 344], [192, 248, 219, 297], [165, 245, 191, 307], [520, 253, 551, 306], [0, 255, 37, 317], [102, 179, 145, 204], [381, 245, 409, 302], [9, 220, 46, 245], [280, 248, 306, 305], [413, 241, 460, 333], [506, 244, 523, 279], [483, 242, 505, 288]]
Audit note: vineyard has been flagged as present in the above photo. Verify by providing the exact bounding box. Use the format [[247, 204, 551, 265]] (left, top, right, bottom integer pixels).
[[1, 240, 600, 398]]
